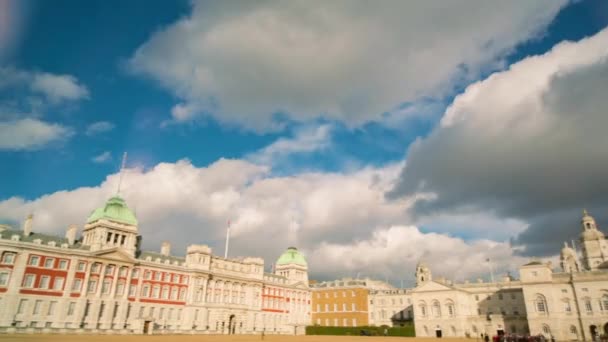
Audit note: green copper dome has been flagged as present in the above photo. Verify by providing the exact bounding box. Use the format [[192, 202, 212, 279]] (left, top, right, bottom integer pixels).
[[87, 196, 138, 226], [276, 247, 307, 266]]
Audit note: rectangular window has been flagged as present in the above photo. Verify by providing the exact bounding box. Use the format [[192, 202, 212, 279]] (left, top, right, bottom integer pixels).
[[142, 285, 150, 297], [28, 255, 40, 266], [77, 261, 86, 271], [343, 318, 347, 326], [0, 272, 9, 286], [316, 304, 320, 312], [58, 260, 68, 270], [179, 288, 186, 300], [39, 276, 50, 289], [23, 274, 35, 288], [91, 263, 100, 273], [585, 300, 593, 312], [154, 272, 161, 281], [33, 300, 42, 315], [44, 258, 54, 268], [325, 304, 329, 312], [116, 282, 125, 296], [17, 299, 28, 314], [352, 303, 356, 311], [132, 268, 139, 278], [334, 318, 338, 326], [72, 278, 82, 292], [352, 318, 357, 326], [87, 279, 97, 293], [162, 287, 169, 299], [2, 253, 15, 264], [164, 273, 171, 282], [102, 279, 111, 294], [152, 286, 160, 298], [342, 303, 347, 311], [129, 285, 136, 296], [47, 301, 57, 315], [334, 303, 337, 311], [67, 302, 76, 316], [53, 277, 64, 290], [144, 271, 151, 280]]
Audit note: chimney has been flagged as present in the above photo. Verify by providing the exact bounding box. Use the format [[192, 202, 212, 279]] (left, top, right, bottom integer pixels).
[[66, 224, 78, 245], [161, 241, 171, 256], [23, 214, 33, 236]]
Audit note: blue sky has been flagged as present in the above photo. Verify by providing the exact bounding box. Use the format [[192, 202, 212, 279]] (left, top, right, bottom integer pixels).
[[1, 0, 608, 283]]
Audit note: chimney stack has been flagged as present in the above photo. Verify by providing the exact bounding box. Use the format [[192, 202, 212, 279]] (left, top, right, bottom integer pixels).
[[66, 224, 78, 245], [161, 241, 171, 256], [23, 214, 33, 236]]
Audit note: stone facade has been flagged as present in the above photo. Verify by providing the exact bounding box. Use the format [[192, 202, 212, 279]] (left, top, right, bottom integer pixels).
[[368, 288, 413, 327], [0, 196, 311, 335], [411, 210, 608, 341]]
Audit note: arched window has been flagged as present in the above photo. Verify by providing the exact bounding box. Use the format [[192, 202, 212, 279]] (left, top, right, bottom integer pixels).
[[445, 300, 455, 317], [570, 325, 577, 334], [542, 324, 551, 335], [432, 300, 441, 317], [535, 294, 547, 313], [419, 301, 427, 317], [601, 294, 608, 311]]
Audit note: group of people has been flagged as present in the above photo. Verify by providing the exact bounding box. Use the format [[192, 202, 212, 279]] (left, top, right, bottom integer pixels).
[[480, 333, 555, 342]]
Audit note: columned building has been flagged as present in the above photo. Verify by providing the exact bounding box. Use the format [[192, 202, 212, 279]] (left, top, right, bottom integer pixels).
[[0, 196, 311, 334], [411, 210, 608, 341]]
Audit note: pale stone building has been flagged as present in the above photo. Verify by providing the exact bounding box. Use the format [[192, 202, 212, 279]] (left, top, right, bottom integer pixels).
[[0, 196, 311, 334], [411, 210, 608, 341], [368, 288, 413, 327]]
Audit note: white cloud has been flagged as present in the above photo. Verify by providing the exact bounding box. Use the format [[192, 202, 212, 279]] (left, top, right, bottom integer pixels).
[[0, 154, 531, 284], [309, 225, 528, 283], [92, 151, 112, 164], [0, 118, 73, 150], [130, 1, 568, 131], [389, 27, 608, 255], [30, 72, 89, 103], [85, 121, 115, 136], [247, 124, 331, 166]]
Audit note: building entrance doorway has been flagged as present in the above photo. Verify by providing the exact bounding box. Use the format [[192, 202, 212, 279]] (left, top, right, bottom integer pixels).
[[497, 329, 505, 336], [229, 315, 236, 334], [590, 325, 598, 341], [143, 321, 151, 334], [436, 329, 442, 338], [604, 323, 608, 335]]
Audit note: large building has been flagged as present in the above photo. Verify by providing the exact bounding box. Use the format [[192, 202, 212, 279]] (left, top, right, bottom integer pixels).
[[411, 210, 608, 341], [310, 277, 393, 327], [368, 288, 413, 327], [0, 196, 311, 335]]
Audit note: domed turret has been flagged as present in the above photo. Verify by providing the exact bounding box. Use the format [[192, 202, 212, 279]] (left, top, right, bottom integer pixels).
[[276, 247, 308, 266], [275, 247, 308, 285], [87, 196, 138, 226], [82, 196, 140, 256]]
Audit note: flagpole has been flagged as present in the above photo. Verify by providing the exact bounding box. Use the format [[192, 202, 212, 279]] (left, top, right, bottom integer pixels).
[[487, 258, 495, 283], [224, 220, 231, 259]]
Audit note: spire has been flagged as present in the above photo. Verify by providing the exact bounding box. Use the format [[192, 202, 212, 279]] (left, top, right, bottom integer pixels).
[[583, 208, 589, 217]]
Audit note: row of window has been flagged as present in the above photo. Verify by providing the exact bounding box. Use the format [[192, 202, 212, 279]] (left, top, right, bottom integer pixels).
[[27, 255, 69, 270], [534, 293, 608, 314], [418, 301, 455, 318], [474, 292, 517, 301], [314, 303, 358, 312], [22, 274, 65, 291], [369, 297, 411, 306], [140, 283, 187, 301], [315, 318, 358, 327], [315, 290, 357, 299]]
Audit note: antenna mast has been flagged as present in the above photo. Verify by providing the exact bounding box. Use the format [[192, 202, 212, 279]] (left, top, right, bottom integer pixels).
[[117, 152, 128, 194]]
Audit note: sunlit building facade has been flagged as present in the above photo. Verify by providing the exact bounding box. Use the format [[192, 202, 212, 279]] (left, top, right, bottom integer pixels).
[[0, 196, 311, 334]]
